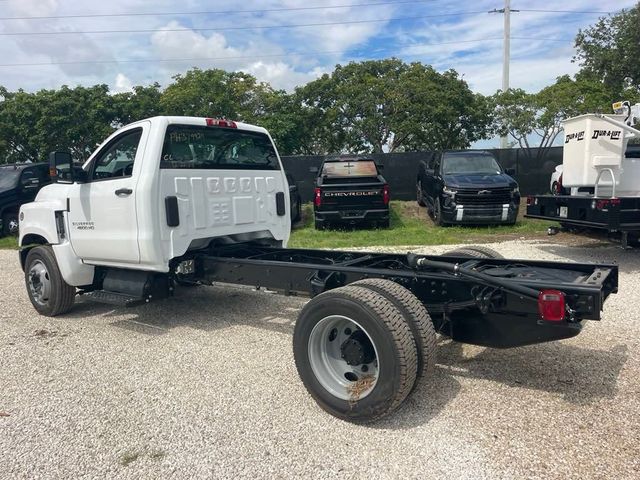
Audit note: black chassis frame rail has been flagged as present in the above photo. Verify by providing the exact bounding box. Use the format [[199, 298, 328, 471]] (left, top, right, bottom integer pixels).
[[526, 194, 640, 235], [189, 244, 618, 349]]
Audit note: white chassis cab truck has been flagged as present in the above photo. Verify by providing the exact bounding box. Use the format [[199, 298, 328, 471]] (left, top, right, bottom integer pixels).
[[18, 117, 619, 422]]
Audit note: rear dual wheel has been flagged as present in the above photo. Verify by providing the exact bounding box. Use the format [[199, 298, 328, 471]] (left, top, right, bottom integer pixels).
[[293, 282, 435, 422]]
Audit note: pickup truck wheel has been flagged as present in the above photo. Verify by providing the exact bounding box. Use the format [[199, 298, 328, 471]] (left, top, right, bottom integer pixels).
[[443, 246, 504, 259], [416, 182, 426, 206], [24, 246, 75, 316], [433, 198, 446, 226], [351, 279, 435, 390], [293, 285, 418, 423], [2, 211, 19, 236]]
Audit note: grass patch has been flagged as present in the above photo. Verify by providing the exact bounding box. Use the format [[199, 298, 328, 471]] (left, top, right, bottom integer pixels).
[[289, 201, 554, 249], [0, 236, 18, 250]]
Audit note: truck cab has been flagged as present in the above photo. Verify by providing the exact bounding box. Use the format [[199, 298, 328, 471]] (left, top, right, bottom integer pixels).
[[417, 150, 520, 226], [19, 116, 290, 297], [0, 162, 51, 236]]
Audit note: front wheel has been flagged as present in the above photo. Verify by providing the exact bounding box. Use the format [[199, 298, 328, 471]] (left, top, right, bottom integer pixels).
[[24, 246, 75, 316], [416, 181, 426, 206], [2, 211, 19, 236], [433, 198, 446, 227], [293, 285, 418, 422]]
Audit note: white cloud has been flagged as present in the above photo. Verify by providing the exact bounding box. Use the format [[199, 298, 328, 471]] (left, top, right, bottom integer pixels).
[[113, 73, 133, 93]]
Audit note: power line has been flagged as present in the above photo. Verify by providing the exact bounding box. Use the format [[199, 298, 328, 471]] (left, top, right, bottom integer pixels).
[[517, 9, 614, 15], [0, 36, 574, 68], [0, 1, 437, 21], [0, 12, 489, 36]]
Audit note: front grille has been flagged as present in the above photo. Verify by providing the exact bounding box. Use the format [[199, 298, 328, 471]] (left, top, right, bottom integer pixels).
[[455, 187, 512, 205]]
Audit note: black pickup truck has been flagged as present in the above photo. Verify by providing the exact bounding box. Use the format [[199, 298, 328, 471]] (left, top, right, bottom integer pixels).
[[417, 150, 520, 226], [313, 157, 390, 229], [0, 162, 51, 236]]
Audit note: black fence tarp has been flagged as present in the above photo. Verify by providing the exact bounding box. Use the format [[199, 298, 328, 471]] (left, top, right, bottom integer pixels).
[[281, 147, 564, 203]]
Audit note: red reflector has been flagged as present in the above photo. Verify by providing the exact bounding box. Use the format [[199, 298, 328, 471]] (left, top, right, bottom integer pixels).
[[314, 187, 322, 207], [538, 290, 565, 322], [526, 196, 533, 206], [382, 184, 390, 205], [206, 118, 237, 128]]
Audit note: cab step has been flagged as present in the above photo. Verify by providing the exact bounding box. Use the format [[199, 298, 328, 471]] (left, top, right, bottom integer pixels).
[[84, 290, 146, 307]]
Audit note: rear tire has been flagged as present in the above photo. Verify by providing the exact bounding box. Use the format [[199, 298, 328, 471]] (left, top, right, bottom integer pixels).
[[293, 285, 418, 423], [24, 246, 75, 316], [351, 279, 436, 390], [443, 246, 503, 259]]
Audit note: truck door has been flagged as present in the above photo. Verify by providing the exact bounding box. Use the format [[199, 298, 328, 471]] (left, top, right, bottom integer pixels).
[[67, 124, 149, 264], [425, 153, 441, 206]]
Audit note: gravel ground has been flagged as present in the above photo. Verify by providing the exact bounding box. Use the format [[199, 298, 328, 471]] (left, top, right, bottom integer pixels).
[[0, 240, 639, 480]]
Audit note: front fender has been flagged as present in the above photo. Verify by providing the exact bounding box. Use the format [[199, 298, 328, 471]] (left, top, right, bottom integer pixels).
[[19, 200, 64, 246]]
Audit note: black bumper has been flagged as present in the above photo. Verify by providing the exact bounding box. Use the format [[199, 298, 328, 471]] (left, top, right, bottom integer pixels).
[[315, 208, 389, 225]]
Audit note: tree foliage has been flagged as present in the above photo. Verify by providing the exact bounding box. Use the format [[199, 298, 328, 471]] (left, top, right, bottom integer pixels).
[[0, 61, 494, 163], [492, 76, 613, 161], [295, 59, 491, 154], [573, 4, 640, 95]]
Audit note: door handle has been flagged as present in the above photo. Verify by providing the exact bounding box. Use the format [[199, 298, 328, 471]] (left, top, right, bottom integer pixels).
[[115, 188, 133, 196]]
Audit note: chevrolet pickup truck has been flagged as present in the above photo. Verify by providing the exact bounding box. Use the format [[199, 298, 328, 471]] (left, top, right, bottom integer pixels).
[[18, 117, 618, 423], [313, 157, 390, 229]]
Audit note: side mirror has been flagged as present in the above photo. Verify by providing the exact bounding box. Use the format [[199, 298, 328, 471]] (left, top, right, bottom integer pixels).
[[505, 167, 516, 176], [309, 166, 319, 174], [48, 151, 87, 184], [376, 163, 385, 171]]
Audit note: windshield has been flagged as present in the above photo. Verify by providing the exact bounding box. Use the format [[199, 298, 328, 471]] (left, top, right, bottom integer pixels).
[[160, 125, 279, 170], [0, 169, 20, 190], [321, 160, 378, 178], [442, 154, 502, 175]]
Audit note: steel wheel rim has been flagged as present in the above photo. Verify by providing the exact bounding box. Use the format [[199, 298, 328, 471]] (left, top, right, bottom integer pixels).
[[8, 218, 19, 235], [28, 260, 51, 306], [308, 315, 379, 401]]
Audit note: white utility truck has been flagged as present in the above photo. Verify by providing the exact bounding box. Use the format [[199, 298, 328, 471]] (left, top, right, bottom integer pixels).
[[18, 116, 619, 422], [527, 101, 640, 246]]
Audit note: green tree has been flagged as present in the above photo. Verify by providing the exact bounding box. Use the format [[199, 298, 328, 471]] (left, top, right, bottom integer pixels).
[[0, 85, 117, 163], [113, 83, 163, 126], [574, 3, 640, 95], [493, 76, 613, 161], [160, 68, 275, 122], [295, 59, 492, 154]]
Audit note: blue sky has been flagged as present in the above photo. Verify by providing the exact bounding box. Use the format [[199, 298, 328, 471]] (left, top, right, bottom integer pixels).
[[0, 0, 636, 97]]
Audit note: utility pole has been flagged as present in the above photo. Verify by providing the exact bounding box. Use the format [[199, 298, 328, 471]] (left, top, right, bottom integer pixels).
[[490, 0, 519, 149]]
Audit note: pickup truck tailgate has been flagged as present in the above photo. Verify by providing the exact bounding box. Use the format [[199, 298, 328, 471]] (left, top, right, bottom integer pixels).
[[320, 182, 387, 209]]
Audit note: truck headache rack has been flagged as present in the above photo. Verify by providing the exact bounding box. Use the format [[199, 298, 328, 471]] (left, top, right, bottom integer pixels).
[[189, 245, 618, 349]]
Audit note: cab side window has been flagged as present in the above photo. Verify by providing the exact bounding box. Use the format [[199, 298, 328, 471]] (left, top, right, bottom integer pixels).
[[91, 129, 143, 180]]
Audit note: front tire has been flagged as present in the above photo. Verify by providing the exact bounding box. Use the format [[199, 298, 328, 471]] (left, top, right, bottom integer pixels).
[[433, 198, 446, 226], [2, 211, 19, 236], [24, 246, 75, 316], [293, 285, 418, 422], [417, 181, 426, 206]]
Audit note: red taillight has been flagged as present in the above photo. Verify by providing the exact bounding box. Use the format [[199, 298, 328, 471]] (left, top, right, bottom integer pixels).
[[314, 187, 322, 207], [538, 290, 566, 322], [527, 196, 533, 206], [206, 118, 237, 128], [382, 184, 390, 205]]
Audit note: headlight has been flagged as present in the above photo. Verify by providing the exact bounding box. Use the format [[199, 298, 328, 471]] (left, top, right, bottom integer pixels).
[[443, 186, 457, 196]]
